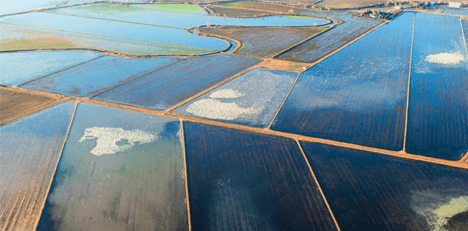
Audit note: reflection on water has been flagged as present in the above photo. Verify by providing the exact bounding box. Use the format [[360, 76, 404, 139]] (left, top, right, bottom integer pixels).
[[37, 103, 187, 230], [272, 13, 414, 150]]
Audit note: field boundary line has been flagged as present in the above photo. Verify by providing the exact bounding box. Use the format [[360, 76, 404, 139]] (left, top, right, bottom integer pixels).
[[459, 19, 468, 162], [32, 101, 78, 230], [461, 151, 468, 162], [302, 20, 387, 71], [179, 120, 192, 231], [89, 58, 186, 98], [0, 87, 64, 126], [403, 13, 416, 151], [267, 72, 301, 128], [460, 18, 468, 61], [272, 24, 335, 58], [2, 85, 468, 170], [296, 140, 341, 231], [16, 55, 104, 87], [163, 62, 260, 113]]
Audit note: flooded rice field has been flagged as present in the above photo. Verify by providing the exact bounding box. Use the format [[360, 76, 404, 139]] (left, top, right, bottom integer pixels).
[[200, 26, 329, 57], [1, 1, 468, 230], [183, 122, 338, 231], [1, 3, 331, 55], [49, 3, 330, 29], [277, 11, 382, 62], [0, 102, 75, 230], [407, 13, 468, 160], [174, 68, 297, 127], [0, 23, 204, 55], [444, 9, 468, 16], [0, 51, 101, 86], [301, 141, 468, 231], [0, 12, 228, 52], [22, 56, 180, 97], [271, 13, 414, 150], [94, 55, 260, 110], [37, 103, 188, 231]]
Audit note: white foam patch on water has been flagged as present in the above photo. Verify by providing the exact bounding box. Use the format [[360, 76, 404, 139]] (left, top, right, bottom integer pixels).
[[411, 190, 468, 231], [426, 52, 465, 65], [186, 98, 259, 120], [79, 127, 157, 156], [209, 89, 244, 99]]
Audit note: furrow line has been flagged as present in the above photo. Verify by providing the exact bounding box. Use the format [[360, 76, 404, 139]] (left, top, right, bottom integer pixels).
[[403, 13, 416, 151], [296, 140, 341, 231]]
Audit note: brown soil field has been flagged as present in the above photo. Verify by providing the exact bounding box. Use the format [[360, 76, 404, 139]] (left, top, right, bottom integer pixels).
[[0, 27, 79, 51], [200, 26, 329, 57], [258, 58, 309, 72], [0, 87, 61, 125]]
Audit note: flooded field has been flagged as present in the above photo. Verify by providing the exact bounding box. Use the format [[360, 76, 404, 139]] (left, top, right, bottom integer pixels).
[[94, 55, 260, 110], [277, 11, 382, 62], [301, 142, 468, 231], [0, 88, 60, 125], [201, 26, 329, 57], [183, 122, 338, 231], [0, 3, 332, 56], [0, 51, 101, 86], [0, 12, 227, 53], [22, 56, 180, 97], [271, 13, 414, 150], [49, 4, 329, 29], [174, 68, 297, 127], [38, 103, 188, 230], [0, 102, 74, 230], [1, 1, 468, 230], [0, 24, 203, 55], [407, 13, 468, 160], [444, 9, 468, 16]]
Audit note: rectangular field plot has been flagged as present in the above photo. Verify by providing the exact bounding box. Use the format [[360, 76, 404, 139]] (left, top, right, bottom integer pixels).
[[37, 103, 188, 231], [200, 26, 329, 57], [407, 13, 468, 160], [22, 56, 180, 97], [0, 87, 60, 125], [0, 51, 101, 86], [277, 11, 382, 62], [0, 102, 74, 231], [183, 122, 338, 231], [444, 9, 468, 16], [300, 142, 468, 231], [173, 68, 297, 127], [271, 13, 414, 150], [94, 55, 260, 110]]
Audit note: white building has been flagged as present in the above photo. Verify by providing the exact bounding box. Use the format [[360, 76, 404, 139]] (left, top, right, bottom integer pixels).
[[448, 2, 462, 8]]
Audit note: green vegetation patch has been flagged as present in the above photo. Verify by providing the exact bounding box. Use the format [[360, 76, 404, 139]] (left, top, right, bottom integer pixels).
[[223, 2, 245, 8], [287, 15, 312, 19], [0, 38, 78, 50], [143, 4, 203, 12]]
